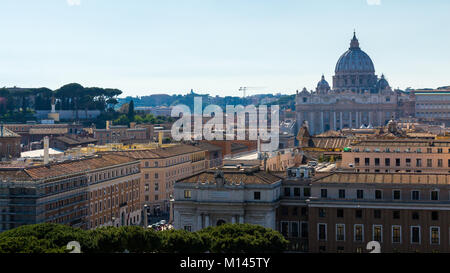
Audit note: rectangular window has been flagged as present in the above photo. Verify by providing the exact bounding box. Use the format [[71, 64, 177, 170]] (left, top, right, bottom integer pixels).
[[337, 209, 344, 218], [416, 159, 422, 167], [303, 187, 311, 197], [375, 190, 382, 200], [431, 191, 439, 201], [339, 189, 346, 199], [373, 225, 383, 242], [290, 222, 299, 238], [375, 158, 380, 166], [392, 226, 401, 244], [184, 190, 192, 199], [427, 159, 432, 168], [411, 190, 420, 201], [294, 187, 301, 197], [357, 190, 364, 199], [385, 158, 390, 167], [184, 226, 192, 232], [430, 227, 440, 245], [396, 158, 401, 167], [318, 224, 327, 241], [284, 187, 291, 197], [321, 189, 328, 198], [438, 159, 443, 167], [393, 190, 401, 200], [365, 158, 370, 166], [411, 226, 421, 244], [431, 211, 439, 221], [336, 224, 345, 241], [254, 192, 261, 200], [354, 225, 364, 242], [355, 209, 362, 219]]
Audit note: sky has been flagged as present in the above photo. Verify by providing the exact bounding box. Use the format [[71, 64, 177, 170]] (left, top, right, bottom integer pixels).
[[0, 0, 449, 97]]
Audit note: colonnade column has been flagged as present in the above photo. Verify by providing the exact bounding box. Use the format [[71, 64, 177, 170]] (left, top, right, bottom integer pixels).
[[197, 214, 203, 231], [321, 111, 324, 133], [333, 112, 337, 131]]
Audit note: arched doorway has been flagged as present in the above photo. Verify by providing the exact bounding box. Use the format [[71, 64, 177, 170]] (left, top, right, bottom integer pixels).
[[216, 220, 226, 226]]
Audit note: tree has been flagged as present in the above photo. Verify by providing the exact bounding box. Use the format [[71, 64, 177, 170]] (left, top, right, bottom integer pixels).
[[159, 229, 210, 253], [198, 224, 289, 253], [0, 223, 289, 253], [128, 100, 135, 121]]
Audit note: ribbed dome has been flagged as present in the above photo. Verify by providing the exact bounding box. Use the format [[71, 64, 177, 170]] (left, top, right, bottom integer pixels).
[[317, 75, 330, 89], [376, 74, 389, 90], [335, 33, 375, 74]]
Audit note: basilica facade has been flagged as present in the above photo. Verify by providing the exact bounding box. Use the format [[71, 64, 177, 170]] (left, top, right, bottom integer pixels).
[[296, 32, 402, 135]]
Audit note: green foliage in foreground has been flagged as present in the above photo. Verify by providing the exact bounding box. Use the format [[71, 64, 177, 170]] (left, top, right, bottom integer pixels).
[[0, 223, 288, 254]]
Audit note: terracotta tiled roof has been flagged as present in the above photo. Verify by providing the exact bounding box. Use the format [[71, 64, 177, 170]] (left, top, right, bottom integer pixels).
[[193, 142, 223, 152], [315, 172, 450, 185], [29, 128, 68, 135], [0, 154, 137, 181], [55, 135, 98, 145], [178, 168, 281, 185]]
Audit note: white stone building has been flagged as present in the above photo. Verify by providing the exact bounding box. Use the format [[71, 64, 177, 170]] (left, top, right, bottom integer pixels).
[[172, 166, 282, 231]]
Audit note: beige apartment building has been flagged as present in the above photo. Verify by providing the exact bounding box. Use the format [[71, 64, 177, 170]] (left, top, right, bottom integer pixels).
[[106, 144, 207, 216], [341, 139, 450, 173], [0, 154, 141, 232]]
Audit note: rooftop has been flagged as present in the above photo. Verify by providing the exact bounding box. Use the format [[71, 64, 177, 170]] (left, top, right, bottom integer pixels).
[[104, 144, 205, 159], [0, 127, 20, 138], [315, 172, 450, 185], [178, 166, 281, 185], [0, 154, 137, 182]]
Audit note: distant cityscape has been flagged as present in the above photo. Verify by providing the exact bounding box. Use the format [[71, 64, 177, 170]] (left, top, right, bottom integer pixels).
[[1, 31, 449, 254]]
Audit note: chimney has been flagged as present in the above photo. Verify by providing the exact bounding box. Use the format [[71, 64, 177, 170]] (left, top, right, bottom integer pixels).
[[106, 120, 111, 130], [44, 136, 49, 165], [158, 131, 163, 146], [130, 122, 136, 129]]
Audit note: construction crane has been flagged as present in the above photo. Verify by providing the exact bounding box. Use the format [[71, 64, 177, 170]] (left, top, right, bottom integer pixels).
[[239, 86, 267, 98]]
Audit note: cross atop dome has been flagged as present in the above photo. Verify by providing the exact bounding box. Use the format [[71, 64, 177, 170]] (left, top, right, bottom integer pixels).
[[350, 31, 360, 49]]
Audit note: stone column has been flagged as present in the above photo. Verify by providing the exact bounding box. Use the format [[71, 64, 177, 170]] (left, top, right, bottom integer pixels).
[[340, 112, 343, 130], [239, 215, 244, 224], [356, 111, 360, 128], [205, 214, 210, 228], [349, 112, 353, 128], [369, 112, 373, 126], [321, 111, 324, 133], [333, 112, 337, 131], [231, 215, 236, 224], [309, 112, 314, 135], [197, 214, 203, 231]]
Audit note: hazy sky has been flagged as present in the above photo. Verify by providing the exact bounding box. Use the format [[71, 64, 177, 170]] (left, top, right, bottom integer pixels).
[[0, 0, 449, 97]]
